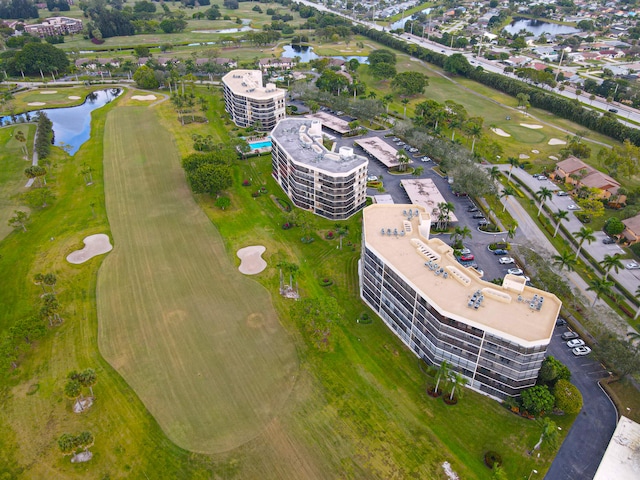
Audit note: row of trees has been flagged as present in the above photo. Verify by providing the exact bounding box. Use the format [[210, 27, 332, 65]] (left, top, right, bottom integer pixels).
[[35, 112, 54, 160]]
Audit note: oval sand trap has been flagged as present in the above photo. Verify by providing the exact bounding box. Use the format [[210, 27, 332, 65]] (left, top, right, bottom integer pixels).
[[68, 95, 81, 100], [40, 90, 58, 94], [520, 123, 543, 129], [131, 95, 157, 101], [67, 234, 113, 264], [237, 245, 267, 274], [548, 138, 566, 145], [491, 127, 510, 137], [519, 154, 530, 159], [28, 102, 46, 106]]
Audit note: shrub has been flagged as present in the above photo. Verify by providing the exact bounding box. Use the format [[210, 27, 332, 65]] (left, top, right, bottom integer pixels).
[[521, 385, 554, 416], [320, 278, 333, 286], [252, 191, 260, 198], [242, 179, 251, 186], [484, 451, 502, 469], [325, 231, 335, 240], [282, 222, 292, 230], [553, 379, 583, 414]]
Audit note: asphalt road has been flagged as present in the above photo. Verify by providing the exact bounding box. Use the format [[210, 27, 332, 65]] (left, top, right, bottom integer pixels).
[[544, 326, 617, 480]]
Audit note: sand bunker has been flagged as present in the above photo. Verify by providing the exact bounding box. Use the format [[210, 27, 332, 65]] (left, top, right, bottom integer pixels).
[[68, 95, 81, 100], [66, 234, 113, 264], [531, 149, 540, 154], [519, 154, 530, 159], [28, 102, 46, 106], [491, 127, 511, 137], [549, 155, 559, 161], [131, 95, 157, 101], [237, 245, 267, 275], [548, 138, 566, 145], [520, 123, 543, 129], [40, 90, 57, 94]]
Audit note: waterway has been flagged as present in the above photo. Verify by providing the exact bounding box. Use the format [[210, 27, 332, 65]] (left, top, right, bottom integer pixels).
[[0, 88, 122, 155], [281, 45, 369, 64], [503, 18, 580, 37]]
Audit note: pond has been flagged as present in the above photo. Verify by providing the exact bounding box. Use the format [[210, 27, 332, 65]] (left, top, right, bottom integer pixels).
[[502, 18, 581, 37], [0, 88, 122, 156], [281, 45, 368, 64], [389, 8, 433, 31]]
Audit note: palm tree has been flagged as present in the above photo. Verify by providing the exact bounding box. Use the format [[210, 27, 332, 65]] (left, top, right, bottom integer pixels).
[[396, 149, 410, 172], [448, 371, 468, 401], [552, 250, 577, 272], [500, 186, 515, 212], [466, 121, 483, 154], [600, 254, 623, 280], [507, 223, 518, 240], [79, 368, 98, 397], [34, 273, 46, 294], [401, 98, 409, 118], [634, 285, 640, 320], [43, 273, 57, 293], [436, 202, 454, 230], [14, 129, 28, 159], [434, 360, 451, 395], [450, 225, 472, 248], [64, 379, 83, 411], [535, 187, 553, 217], [383, 94, 394, 114], [552, 210, 569, 237], [587, 277, 614, 307], [507, 157, 520, 183], [488, 166, 501, 183], [573, 227, 596, 260]]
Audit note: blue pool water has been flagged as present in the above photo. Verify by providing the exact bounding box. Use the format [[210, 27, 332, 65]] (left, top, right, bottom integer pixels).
[[249, 140, 272, 150]]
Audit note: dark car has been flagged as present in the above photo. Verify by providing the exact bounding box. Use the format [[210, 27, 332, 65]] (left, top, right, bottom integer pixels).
[[608, 108, 618, 113], [556, 317, 567, 327], [602, 236, 616, 244], [493, 249, 508, 255], [561, 331, 579, 341], [472, 213, 485, 219], [467, 206, 479, 212]]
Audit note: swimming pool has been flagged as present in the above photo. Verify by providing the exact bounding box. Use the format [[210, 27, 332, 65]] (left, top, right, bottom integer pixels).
[[249, 139, 272, 150]]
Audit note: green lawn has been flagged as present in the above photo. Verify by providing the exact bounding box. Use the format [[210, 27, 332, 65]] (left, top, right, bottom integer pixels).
[[0, 124, 34, 241], [0, 87, 567, 479], [1, 86, 108, 116]]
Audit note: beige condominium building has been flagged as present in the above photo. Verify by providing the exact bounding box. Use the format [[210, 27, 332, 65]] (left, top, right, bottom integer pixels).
[[271, 118, 368, 220], [222, 69, 286, 131], [360, 204, 562, 400]]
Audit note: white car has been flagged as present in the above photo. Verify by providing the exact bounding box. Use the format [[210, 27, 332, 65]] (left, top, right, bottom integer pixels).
[[499, 257, 515, 264], [626, 261, 640, 270], [507, 268, 523, 275], [572, 346, 592, 356], [460, 248, 471, 255], [567, 339, 585, 348], [568, 204, 580, 210]]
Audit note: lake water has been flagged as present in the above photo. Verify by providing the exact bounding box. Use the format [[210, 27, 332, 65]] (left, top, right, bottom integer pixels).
[[281, 45, 368, 64], [0, 88, 122, 155], [503, 18, 580, 37], [390, 8, 433, 30]]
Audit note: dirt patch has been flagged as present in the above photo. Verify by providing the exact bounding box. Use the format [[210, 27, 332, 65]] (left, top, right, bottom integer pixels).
[[66, 234, 113, 264], [491, 127, 510, 137], [71, 451, 93, 463], [520, 123, 543, 129], [27, 102, 46, 106], [548, 138, 566, 145], [442, 461, 459, 479], [237, 245, 267, 274], [131, 94, 157, 101]]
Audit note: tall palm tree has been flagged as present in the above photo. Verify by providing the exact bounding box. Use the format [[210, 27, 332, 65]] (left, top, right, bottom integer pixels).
[[500, 186, 515, 212], [552, 250, 577, 272], [552, 210, 569, 237], [436, 201, 455, 230], [507, 223, 518, 240], [507, 157, 520, 182], [434, 360, 451, 395], [488, 166, 501, 183], [383, 94, 394, 114], [535, 187, 553, 217], [396, 149, 410, 172], [450, 225, 472, 248], [600, 254, 623, 280], [634, 284, 640, 320], [573, 227, 596, 260], [587, 277, 614, 307], [466, 121, 483, 154], [448, 371, 468, 401], [401, 98, 409, 118]]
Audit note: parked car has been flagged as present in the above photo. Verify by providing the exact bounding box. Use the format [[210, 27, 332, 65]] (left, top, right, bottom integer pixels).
[[557, 191, 569, 197], [556, 317, 567, 327], [499, 257, 515, 264], [602, 236, 616, 245], [420, 156, 431, 162], [626, 261, 640, 270], [561, 331, 579, 341], [608, 108, 618, 113], [567, 204, 580, 210], [507, 268, 523, 275], [460, 254, 475, 262], [537, 175, 547, 181], [478, 219, 490, 226], [572, 346, 592, 356], [493, 249, 508, 255], [472, 213, 485, 219], [460, 248, 471, 255], [567, 339, 585, 348], [467, 206, 479, 212]]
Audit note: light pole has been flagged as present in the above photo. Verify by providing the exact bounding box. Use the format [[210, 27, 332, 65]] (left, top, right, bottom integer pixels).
[[527, 469, 538, 480], [555, 47, 570, 83]]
